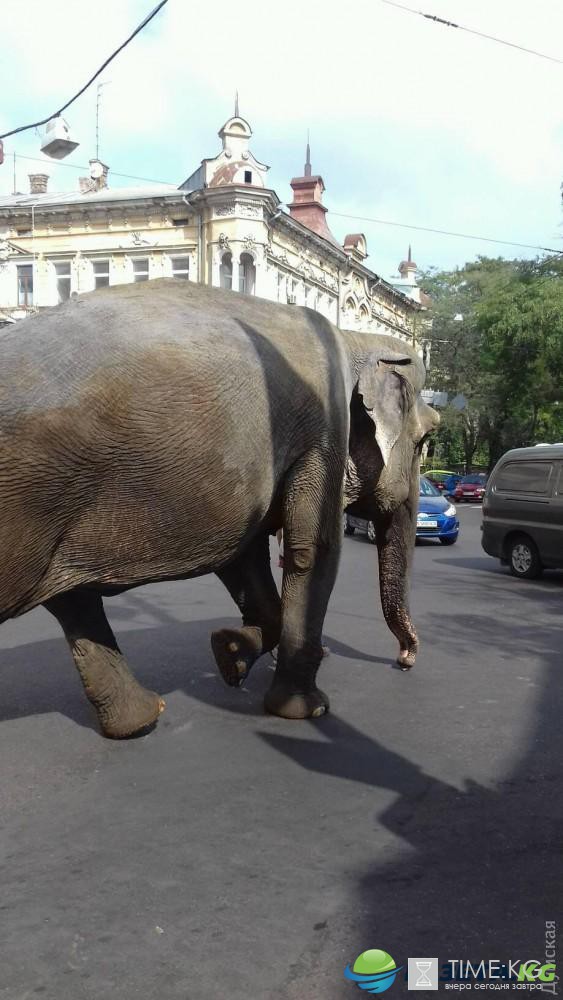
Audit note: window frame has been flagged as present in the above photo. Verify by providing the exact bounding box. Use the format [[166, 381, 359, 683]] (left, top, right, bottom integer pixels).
[[17, 263, 34, 307], [132, 257, 150, 282], [93, 259, 110, 289], [54, 261, 72, 303], [171, 255, 190, 280], [494, 461, 554, 496]]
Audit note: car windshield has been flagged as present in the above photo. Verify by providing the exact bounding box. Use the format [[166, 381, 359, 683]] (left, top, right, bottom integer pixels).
[[462, 475, 486, 484], [419, 477, 441, 496]]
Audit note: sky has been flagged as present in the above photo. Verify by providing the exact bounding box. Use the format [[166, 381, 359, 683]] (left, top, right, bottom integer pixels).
[[0, 0, 562, 280]]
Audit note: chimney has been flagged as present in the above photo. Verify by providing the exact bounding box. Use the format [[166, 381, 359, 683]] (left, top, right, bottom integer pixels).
[[287, 140, 339, 246], [28, 173, 49, 194]]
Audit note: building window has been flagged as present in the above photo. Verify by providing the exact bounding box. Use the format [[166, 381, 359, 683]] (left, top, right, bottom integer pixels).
[[277, 271, 285, 302], [55, 262, 71, 302], [220, 252, 233, 290], [17, 264, 33, 307], [133, 258, 149, 282], [244, 170, 252, 184], [239, 253, 256, 295], [93, 260, 110, 288], [304, 285, 311, 307], [171, 256, 189, 279]]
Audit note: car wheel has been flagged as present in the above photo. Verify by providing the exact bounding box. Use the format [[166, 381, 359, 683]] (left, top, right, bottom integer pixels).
[[366, 521, 377, 544], [439, 536, 458, 546], [508, 536, 542, 579]]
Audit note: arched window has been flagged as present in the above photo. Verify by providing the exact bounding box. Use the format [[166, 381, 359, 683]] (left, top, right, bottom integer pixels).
[[220, 252, 233, 290], [239, 253, 256, 295], [359, 305, 369, 327]]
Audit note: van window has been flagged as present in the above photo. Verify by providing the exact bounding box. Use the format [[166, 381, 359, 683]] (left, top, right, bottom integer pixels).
[[495, 461, 553, 494]]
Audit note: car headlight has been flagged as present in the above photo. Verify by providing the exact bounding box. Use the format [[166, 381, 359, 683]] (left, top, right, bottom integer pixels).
[[444, 504, 456, 517]]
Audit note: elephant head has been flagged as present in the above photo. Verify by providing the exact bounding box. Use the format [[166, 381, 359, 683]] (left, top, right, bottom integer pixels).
[[344, 335, 440, 669]]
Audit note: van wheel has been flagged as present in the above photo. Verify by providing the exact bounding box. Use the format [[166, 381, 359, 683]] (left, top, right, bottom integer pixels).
[[366, 521, 377, 544], [508, 536, 542, 579]]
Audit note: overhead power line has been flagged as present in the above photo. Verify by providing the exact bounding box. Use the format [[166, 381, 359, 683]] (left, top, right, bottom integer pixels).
[[0, 0, 169, 141], [13, 152, 175, 187], [330, 211, 563, 255], [5, 153, 561, 257], [380, 0, 563, 65]]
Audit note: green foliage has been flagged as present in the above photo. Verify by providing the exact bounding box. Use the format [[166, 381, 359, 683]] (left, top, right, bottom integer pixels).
[[420, 256, 563, 470]]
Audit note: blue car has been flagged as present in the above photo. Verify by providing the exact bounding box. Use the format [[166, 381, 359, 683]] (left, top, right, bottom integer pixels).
[[344, 476, 460, 545]]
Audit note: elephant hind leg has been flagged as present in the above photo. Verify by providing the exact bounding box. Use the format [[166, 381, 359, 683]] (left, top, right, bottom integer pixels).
[[213, 532, 281, 687], [44, 590, 165, 739]]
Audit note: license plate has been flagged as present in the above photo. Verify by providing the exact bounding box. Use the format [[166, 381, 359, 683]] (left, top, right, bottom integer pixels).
[[417, 519, 438, 528]]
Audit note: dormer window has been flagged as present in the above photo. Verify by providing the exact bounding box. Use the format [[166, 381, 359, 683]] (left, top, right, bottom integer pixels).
[[244, 171, 252, 184]]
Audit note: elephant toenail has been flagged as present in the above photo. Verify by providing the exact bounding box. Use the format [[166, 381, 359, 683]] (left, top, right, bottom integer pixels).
[[236, 661, 247, 676], [311, 706, 326, 718], [228, 642, 239, 653]]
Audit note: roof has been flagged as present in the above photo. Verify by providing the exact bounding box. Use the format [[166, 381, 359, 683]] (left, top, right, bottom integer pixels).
[[343, 234, 365, 247], [497, 444, 563, 462], [0, 185, 180, 210]]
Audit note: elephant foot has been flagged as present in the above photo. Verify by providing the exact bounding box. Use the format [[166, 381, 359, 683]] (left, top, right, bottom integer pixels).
[[211, 626, 263, 687], [264, 682, 330, 720], [396, 642, 418, 672], [94, 683, 166, 740]]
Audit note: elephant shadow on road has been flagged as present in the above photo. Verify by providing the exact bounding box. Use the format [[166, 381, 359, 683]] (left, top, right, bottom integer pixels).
[[0, 590, 391, 734], [260, 571, 563, 999]]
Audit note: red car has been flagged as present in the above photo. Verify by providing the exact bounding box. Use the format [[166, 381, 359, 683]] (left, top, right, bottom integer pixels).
[[453, 473, 487, 502]]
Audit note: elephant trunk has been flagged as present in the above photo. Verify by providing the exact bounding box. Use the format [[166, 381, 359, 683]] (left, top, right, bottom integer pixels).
[[374, 468, 419, 669]]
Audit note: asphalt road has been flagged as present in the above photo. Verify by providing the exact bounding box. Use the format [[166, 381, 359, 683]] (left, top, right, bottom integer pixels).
[[0, 506, 561, 999]]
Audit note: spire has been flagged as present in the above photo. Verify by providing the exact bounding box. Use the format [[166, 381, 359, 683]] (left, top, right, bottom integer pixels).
[[304, 130, 311, 177], [235, 90, 239, 118], [399, 245, 417, 282]]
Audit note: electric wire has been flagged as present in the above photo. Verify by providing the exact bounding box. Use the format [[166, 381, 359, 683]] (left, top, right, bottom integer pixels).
[[330, 211, 563, 255], [4, 152, 560, 256], [380, 0, 563, 65], [0, 0, 169, 141], [12, 153, 174, 187]]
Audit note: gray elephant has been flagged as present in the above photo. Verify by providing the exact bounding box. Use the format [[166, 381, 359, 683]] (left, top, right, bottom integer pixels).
[[0, 279, 437, 738]]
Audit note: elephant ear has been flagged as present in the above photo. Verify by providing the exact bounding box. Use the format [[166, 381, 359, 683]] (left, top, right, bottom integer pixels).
[[357, 356, 413, 466]]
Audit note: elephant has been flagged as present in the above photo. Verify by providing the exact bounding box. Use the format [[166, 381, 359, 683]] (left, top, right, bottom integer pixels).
[[0, 278, 438, 738]]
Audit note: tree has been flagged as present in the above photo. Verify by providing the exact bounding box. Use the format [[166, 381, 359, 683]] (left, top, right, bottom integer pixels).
[[420, 256, 563, 470]]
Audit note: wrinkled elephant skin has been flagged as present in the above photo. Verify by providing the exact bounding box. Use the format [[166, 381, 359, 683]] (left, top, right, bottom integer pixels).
[[0, 280, 437, 737]]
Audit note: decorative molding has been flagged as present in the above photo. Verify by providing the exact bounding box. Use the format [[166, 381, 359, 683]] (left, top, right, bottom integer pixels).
[[215, 205, 236, 217], [238, 204, 260, 219], [218, 232, 230, 251]]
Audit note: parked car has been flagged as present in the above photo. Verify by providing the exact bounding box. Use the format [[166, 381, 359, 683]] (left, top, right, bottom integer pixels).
[[453, 473, 487, 502], [424, 469, 458, 493], [481, 444, 563, 579], [425, 470, 464, 496], [345, 477, 459, 545]]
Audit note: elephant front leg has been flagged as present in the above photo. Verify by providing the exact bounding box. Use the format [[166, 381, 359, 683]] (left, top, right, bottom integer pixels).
[[375, 492, 419, 670], [45, 590, 165, 738], [264, 458, 342, 719], [212, 532, 282, 687]]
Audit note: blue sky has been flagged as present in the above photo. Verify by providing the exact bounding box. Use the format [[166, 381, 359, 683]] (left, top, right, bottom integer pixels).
[[1, 0, 562, 279]]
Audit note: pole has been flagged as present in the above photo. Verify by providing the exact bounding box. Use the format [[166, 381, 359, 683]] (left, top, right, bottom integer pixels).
[[13, 151, 16, 194]]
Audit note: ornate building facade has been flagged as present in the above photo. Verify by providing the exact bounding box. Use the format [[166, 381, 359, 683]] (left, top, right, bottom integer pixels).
[[0, 112, 425, 346]]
